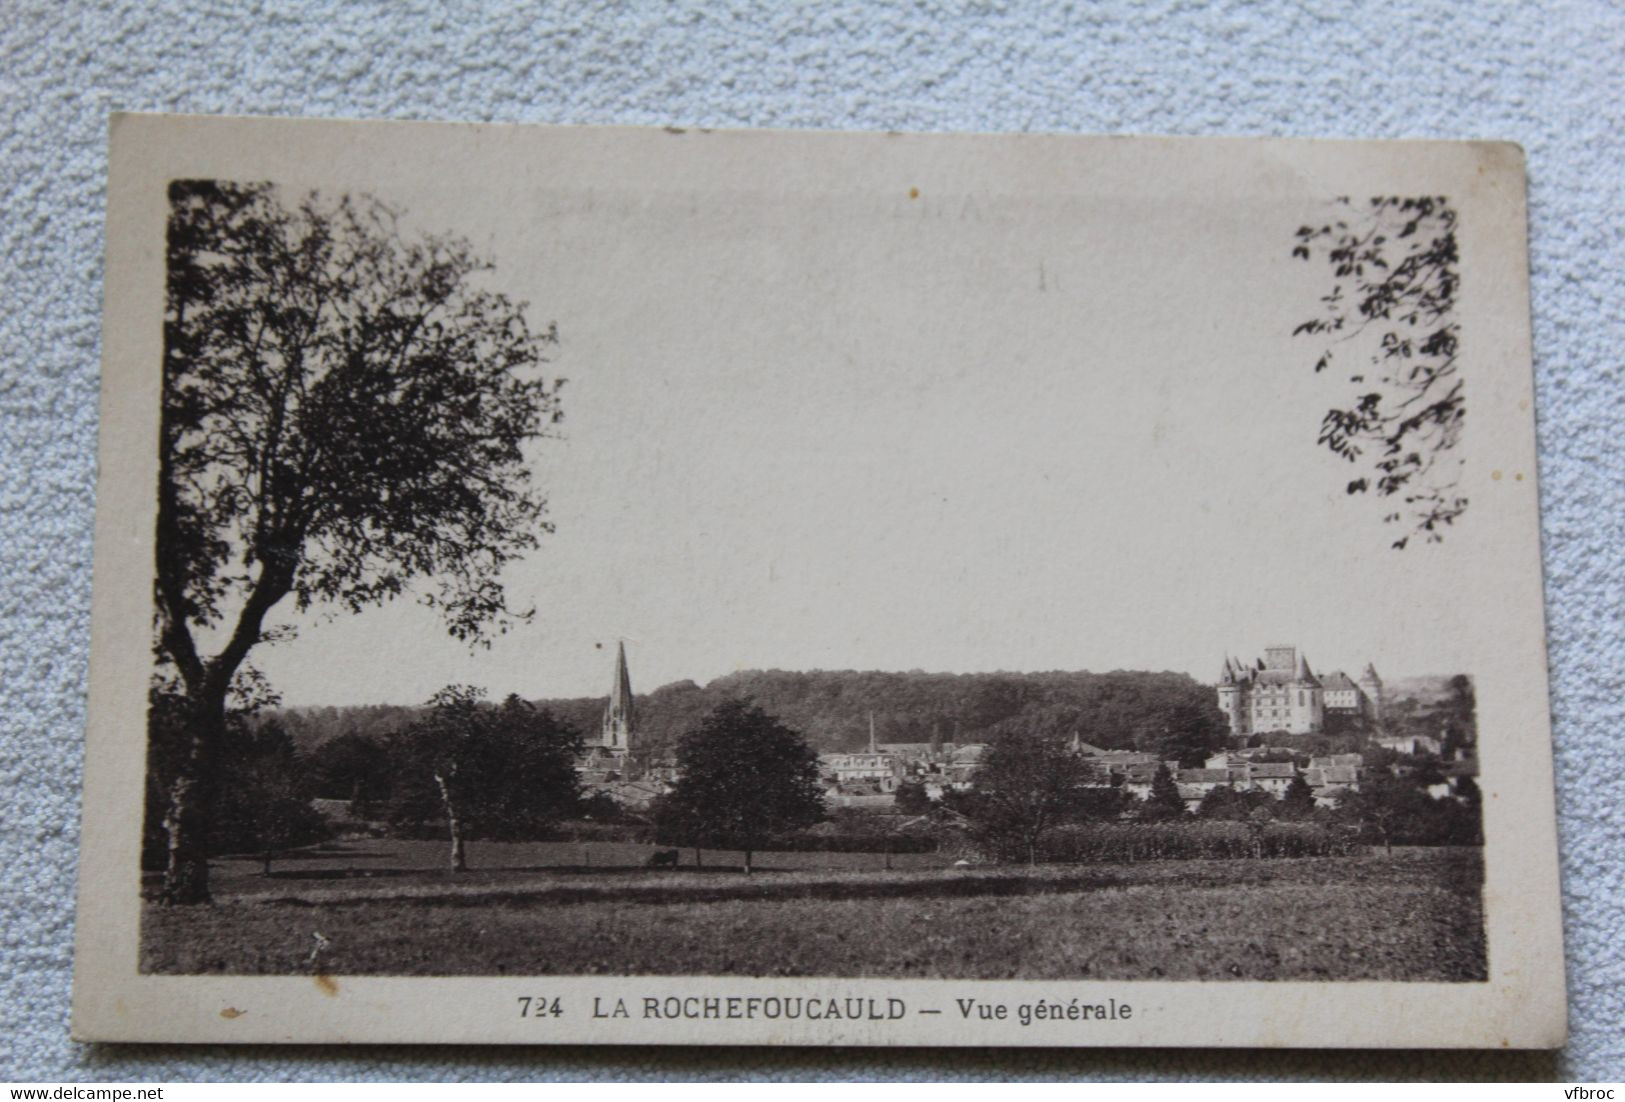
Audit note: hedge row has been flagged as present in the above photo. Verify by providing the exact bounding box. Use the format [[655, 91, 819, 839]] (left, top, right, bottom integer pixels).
[[1034, 820, 1354, 863], [652, 829, 939, 854]]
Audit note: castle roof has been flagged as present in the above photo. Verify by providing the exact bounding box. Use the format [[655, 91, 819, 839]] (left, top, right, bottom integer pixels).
[[1361, 662, 1381, 681], [1321, 670, 1358, 692]]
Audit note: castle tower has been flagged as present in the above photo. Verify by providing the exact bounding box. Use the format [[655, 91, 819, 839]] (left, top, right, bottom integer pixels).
[[601, 641, 635, 751], [1358, 662, 1384, 722], [1294, 652, 1324, 733], [1217, 656, 1248, 738], [1264, 645, 1297, 671]]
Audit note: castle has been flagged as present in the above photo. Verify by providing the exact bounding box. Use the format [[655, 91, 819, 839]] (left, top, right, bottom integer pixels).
[[1216, 645, 1382, 737]]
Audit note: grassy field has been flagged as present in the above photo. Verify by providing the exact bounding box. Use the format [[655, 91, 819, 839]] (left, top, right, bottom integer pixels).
[[143, 838, 1488, 981], [141, 839, 1486, 980]]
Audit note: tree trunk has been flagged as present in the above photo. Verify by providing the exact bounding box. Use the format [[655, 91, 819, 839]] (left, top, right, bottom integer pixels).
[[160, 693, 226, 905], [434, 770, 467, 873], [744, 847, 753, 876], [694, 847, 702, 868]]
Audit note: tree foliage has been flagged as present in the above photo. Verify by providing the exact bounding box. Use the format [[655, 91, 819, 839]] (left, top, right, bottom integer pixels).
[[305, 730, 393, 816], [1141, 764, 1187, 821], [657, 700, 826, 873], [142, 674, 328, 873], [967, 727, 1100, 864], [1441, 674, 1477, 750], [1279, 773, 1317, 820], [1342, 771, 1481, 851], [151, 179, 562, 902], [447, 668, 1227, 762], [389, 687, 583, 869], [1291, 196, 1464, 548], [1195, 784, 1275, 822], [893, 779, 933, 815]]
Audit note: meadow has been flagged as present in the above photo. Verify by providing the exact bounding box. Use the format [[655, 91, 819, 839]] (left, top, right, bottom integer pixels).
[[141, 839, 1486, 981]]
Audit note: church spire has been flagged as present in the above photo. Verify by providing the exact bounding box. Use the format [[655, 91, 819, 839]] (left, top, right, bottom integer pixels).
[[602, 641, 634, 750]]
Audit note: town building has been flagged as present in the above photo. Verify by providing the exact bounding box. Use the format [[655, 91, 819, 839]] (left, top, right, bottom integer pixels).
[[1374, 731, 1444, 757], [819, 715, 905, 793], [1303, 764, 1359, 808]]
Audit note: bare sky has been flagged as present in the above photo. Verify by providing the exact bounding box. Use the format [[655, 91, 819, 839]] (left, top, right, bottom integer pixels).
[[239, 131, 1492, 706]]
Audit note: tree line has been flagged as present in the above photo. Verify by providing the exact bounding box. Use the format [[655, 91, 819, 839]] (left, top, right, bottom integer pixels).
[[147, 676, 1479, 884]]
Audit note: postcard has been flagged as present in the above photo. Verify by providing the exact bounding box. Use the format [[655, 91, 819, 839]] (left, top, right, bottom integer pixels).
[[72, 114, 1564, 1047]]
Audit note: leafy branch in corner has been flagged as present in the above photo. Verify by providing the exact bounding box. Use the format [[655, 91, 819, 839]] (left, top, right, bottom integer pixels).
[[1290, 196, 1465, 549]]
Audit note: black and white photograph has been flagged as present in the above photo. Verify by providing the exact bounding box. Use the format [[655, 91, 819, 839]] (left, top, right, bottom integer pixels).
[[72, 115, 1563, 1048]]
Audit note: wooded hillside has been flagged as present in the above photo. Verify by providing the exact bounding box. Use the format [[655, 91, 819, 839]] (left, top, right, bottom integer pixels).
[[268, 668, 1229, 762]]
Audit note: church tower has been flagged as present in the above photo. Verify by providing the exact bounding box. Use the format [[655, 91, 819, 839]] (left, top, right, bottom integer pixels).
[[601, 641, 635, 750]]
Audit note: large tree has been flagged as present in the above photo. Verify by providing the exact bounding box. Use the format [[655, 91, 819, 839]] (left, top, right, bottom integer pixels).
[[659, 700, 825, 874], [1137, 700, 1229, 767], [1291, 196, 1463, 549], [967, 727, 1096, 865], [153, 180, 562, 903]]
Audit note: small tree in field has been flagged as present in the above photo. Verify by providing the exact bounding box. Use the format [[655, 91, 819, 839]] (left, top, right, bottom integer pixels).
[[1141, 764, 1187, 821], [393, 686, 582, 871], [1279, 774, 1317, 820], [211, 719, 331, 876], [307, 731, 392, 819], [660, 700, 824, 874], [651, 792, 708, 868], [894, 779, 933, 815], [1344, 773, 1430, 856], [968, 728, 1095, 865]]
